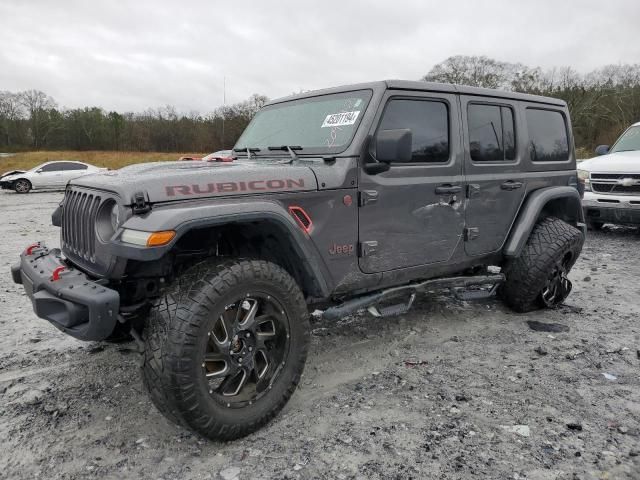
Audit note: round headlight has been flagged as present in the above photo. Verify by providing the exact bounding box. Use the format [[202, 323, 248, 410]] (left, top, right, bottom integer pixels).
[[111, 204, 119, 230], [96, 199, 118, 242]]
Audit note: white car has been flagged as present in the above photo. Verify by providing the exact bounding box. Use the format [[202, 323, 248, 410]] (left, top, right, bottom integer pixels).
[[578, 122, 640, 229], [0, 161, 106, 194]]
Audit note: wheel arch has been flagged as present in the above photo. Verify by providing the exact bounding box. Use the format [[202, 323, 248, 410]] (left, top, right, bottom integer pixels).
[[112, 202, 334, 301], [503, 186, 586, 258]]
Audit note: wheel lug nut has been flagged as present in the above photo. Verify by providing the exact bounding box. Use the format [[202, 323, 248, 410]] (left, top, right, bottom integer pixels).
[[238, 357, 243, 363], [249, 347, 253, 352], [245, 333, 250, 338]]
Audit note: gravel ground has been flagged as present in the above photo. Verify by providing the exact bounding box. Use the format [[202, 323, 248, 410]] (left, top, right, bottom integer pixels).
[[0, 190, 639, 480]]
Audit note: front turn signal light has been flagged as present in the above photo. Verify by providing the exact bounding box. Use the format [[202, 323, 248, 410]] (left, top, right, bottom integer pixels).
[[121, 229, 176, 247], [146, 230, 176, 247]]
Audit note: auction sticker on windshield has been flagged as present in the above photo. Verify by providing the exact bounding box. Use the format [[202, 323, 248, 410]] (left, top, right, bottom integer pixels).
[[321, 111, 361, 128]]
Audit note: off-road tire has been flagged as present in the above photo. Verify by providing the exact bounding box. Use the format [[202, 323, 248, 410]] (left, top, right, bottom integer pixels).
[[141, 258, 310, 440], [500, 217, 584, 313], [14, 179, 31, 194]]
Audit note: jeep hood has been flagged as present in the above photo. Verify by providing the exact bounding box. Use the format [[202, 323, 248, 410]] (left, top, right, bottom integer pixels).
[[69, 160, 318, 204], [579, 150, 640, 173]]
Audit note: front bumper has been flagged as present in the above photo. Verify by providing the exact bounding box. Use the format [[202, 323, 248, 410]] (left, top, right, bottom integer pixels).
[[582, 191, 640, 225], [11, 242, 120, 341], [1, 180, 14, 190]]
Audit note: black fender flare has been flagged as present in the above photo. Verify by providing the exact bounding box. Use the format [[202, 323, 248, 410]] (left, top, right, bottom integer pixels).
[[503, 186, 586, 258], [109, 199, 333, 298]]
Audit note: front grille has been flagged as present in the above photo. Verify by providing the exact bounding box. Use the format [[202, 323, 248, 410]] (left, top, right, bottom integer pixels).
[[61, 189, 101, 261], [590, 172, 640, 195]]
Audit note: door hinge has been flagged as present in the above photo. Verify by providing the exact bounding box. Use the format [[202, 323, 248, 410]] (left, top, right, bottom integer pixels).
[[358, 240, 378, 257], [132, 191, 151, 215], [464, 227, 479, 241], [467, 184, 481, 198], [358, 190, 379, 207]]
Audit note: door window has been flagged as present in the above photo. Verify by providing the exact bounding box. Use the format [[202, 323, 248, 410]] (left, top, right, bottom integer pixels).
[[377, 99, 449, 163], [468, 104, 516, 162], [526, 108, 569, 162], [39, 163, 65, 172]]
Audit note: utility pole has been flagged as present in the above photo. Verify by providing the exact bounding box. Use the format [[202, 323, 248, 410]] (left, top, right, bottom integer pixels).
[[221, 76, 226, 148]]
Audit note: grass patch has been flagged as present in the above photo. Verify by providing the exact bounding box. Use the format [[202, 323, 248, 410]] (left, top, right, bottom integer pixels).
[[0, 151, 204, 172]]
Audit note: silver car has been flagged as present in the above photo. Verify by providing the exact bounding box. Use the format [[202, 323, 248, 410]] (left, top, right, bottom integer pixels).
[[0, 161, 106, 193]]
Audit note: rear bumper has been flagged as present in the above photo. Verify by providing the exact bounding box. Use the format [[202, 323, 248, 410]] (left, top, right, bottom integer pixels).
[[583, 192, 640, 225], [11, 242, 120, 341]]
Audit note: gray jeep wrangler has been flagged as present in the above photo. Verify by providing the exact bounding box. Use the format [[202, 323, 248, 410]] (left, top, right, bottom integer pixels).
[[12, 81, 585, 440]]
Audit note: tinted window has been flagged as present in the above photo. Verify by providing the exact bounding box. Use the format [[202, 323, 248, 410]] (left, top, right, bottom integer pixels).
[[468, 104, 516, 162], [39, 163, 64, 172], [59, 162, 88, 171], [377, 99, 449, 163], [526, 109, 569, 162]]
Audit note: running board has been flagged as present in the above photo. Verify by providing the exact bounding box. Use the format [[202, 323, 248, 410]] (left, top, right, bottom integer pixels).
[[322, 274, 504, 321]]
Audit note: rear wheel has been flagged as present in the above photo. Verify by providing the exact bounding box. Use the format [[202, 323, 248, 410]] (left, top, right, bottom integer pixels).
[[500, 217, 584, 313], [14, 179, 31, 194], [141, 258, 310, 440]]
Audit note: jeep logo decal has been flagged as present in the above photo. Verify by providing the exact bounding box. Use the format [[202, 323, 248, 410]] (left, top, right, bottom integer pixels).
[[166, 178, 305, 196], [329, 243, 354, 256]]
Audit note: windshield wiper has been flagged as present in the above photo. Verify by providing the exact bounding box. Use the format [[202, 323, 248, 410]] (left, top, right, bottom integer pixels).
[[232, 147, 261, 159], [267, 145, 302, 162]]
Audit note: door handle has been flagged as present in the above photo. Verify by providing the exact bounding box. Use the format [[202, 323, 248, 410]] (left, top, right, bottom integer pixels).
[[501, 180, 523, 191], [435, 184, 462, 194]]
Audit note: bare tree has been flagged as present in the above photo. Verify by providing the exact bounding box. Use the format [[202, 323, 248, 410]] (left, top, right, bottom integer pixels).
[[19, 89, 58, 148], [0, 91, 24, 147]]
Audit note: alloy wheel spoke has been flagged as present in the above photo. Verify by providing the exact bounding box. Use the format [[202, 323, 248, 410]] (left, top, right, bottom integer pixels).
[[203, 352, 229, 378], [219, 368, 249, 397], [237, 298, 259, 329]]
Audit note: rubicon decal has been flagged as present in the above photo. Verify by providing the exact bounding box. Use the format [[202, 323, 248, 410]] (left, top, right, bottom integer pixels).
[[166, 178, 305, 196]]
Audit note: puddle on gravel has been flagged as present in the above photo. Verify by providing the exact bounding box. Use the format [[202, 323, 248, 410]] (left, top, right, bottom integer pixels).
[[526, 320, 570, 333]]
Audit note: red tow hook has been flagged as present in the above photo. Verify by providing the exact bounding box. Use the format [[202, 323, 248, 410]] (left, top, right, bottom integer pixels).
[[25, 243, 41, 255], [51, 266, 67, 282]]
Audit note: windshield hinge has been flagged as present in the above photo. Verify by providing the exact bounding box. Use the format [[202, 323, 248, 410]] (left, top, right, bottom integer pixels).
[[132, 191, 151, 215]]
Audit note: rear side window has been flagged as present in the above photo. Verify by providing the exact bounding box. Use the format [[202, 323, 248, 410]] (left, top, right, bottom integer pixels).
[[60, 162, 88, 171], [377, 99, 449, 163], [468, 104, 516, 162], [526, 109, 569, 162]]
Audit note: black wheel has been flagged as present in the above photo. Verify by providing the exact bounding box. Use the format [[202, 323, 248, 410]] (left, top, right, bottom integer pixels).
[[14, 179, 31, 194], [141, 258, 310, 440], [500, 217, 584, 313], [587, 220, 604, 231]]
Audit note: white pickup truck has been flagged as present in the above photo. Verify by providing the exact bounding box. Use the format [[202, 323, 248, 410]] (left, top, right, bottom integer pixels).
[[578, 122, 640, 229]]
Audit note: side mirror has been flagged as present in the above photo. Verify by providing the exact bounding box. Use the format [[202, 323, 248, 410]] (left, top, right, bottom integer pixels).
[[595, 145, 609, 156], [376, 128, 413, 163], [36, 169, 43, 173]]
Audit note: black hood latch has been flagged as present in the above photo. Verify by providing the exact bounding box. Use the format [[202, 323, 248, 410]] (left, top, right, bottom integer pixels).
[[132, 191, 151, 215]]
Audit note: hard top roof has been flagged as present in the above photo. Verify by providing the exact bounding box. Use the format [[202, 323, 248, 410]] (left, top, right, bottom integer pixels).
[[268, 80, 566, 107]]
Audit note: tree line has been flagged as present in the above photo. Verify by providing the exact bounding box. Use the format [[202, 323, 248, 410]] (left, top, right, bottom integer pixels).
[[0, 90, 267, 153], [423, 56, 640, 152], [1, 57, 639, 154]]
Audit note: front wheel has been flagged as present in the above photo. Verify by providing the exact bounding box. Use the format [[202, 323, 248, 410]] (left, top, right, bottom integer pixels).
[[14, 179, 31, 194], [500, 217, 584, 313], [141, 259, 310, 440]]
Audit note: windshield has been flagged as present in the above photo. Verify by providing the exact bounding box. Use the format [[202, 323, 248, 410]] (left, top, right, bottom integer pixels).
[[610, 125, 640, 154], [234, 90, 373, 154]]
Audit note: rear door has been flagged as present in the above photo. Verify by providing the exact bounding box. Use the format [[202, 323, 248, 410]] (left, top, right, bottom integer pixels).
[[59, 162, 89, 184], [358, 91, 465, 273], [460, 97, 526, 256]]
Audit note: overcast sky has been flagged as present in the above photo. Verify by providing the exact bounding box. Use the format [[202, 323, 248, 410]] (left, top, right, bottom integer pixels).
[[1, 0, 639, 113]]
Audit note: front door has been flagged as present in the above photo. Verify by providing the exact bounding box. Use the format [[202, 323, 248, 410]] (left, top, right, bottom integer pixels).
[[460, 97, 527, 256], [358, 92, 465, 273]]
